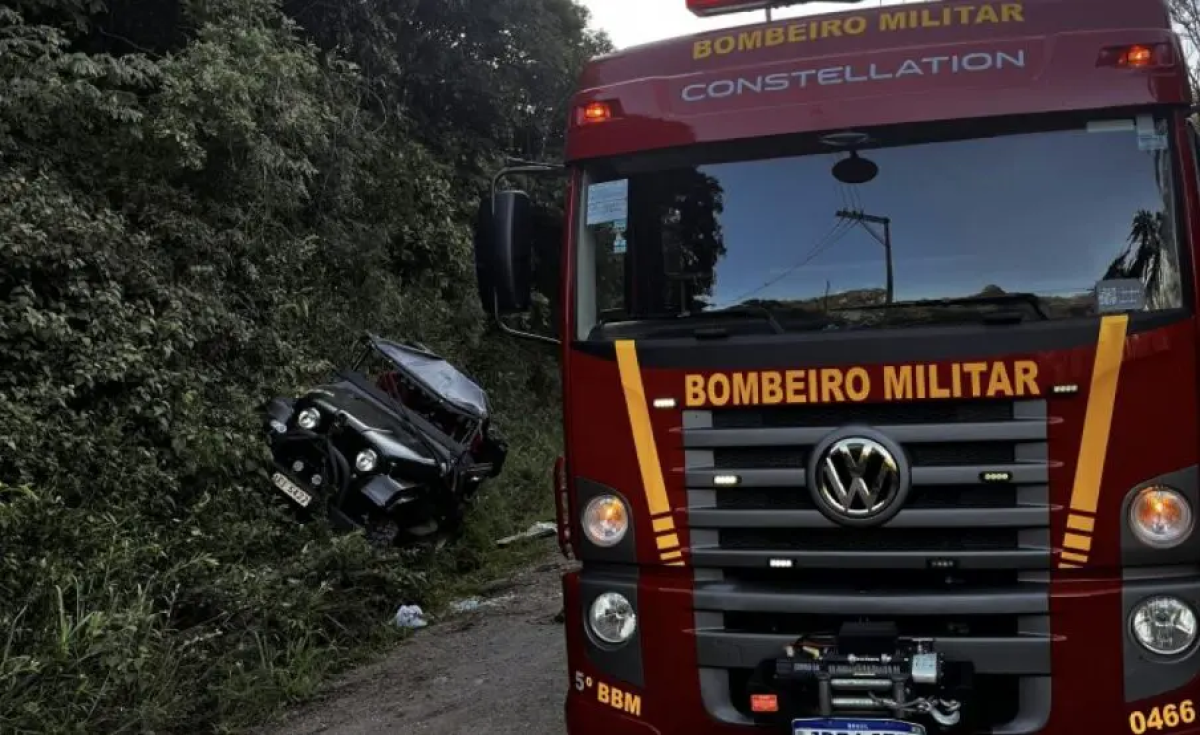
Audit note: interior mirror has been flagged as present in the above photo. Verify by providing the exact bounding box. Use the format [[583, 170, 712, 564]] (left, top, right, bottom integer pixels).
[[832, 151, 879, 185], [474, 190, 533, 315]]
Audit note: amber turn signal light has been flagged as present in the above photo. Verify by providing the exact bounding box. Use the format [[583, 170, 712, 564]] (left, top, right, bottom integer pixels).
[[581, 101, 612, 123], [1097, 43, 1170, 68], [1129, 485, 1193, 549]]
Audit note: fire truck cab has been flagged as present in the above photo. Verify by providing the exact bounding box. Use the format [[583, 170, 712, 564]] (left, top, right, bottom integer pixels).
[[473, 0, 1200, 733]]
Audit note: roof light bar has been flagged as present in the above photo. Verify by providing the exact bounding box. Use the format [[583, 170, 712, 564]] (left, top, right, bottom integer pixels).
[[687, 0, 860, 18], [1096, 43, 1173, 69], [575, 100, 621, 126]]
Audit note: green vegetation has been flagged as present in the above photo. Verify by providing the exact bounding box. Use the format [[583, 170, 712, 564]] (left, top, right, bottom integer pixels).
[[0, 0, 607, 731]]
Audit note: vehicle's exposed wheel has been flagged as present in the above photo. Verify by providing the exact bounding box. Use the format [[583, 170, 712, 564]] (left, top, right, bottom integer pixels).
[[436, 495, 470, 541], [395, 519, 460, 550], [365, 516, 400, 548]]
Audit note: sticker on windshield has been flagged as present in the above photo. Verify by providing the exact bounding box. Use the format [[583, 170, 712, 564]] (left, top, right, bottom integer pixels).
[[1136, 114, 1167, 151], [1096, 278, 1146, 313], [612, 218, 628, 254], [587, 179, 629, 225], [1137, 133, 1167, 151]]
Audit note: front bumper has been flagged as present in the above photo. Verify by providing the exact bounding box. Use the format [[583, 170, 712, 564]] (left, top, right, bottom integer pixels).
[[266, 427, 425, 514], [563, 569, 1200, 735]]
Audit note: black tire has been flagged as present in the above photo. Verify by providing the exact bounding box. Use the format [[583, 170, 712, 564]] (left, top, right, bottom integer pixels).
[[364, 516, 400, 548], [389, 493, 469, 550]]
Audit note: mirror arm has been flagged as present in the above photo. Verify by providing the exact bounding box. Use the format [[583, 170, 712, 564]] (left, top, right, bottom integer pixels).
[[490, 162, 565, 212], [490, 291, 561, 346]]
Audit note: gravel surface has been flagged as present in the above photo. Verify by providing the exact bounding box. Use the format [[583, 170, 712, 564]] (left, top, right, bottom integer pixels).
[[258, 554, 571, 735]]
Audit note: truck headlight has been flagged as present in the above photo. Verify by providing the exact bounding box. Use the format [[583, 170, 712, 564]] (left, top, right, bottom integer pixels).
[[1129, 486, 1193, 549], [1130, 596, 1198, 656], [588, 592, 637, 646], [297, 407, 321, 430], [582, 495, 629, 547], [356, 449, 378, 473]]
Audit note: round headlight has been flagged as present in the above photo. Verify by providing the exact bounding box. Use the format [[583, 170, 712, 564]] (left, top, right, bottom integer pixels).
[[1130, 596, 1198, 656], [582, 495, 629, 548], [356, 449, 378, 473], [297, 407, 321, 430], [1129, 486, 1193, 549], [588, 592, 637, 646]]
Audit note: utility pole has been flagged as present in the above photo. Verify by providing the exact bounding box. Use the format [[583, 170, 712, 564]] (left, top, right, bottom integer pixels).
[[836, 209, 893, 303]]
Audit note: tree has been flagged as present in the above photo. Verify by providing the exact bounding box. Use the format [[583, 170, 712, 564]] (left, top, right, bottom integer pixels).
[[1168, 0, 1200, 91], [1104, 209, 1179, 310], [0, 0, 603, 730], [654, 169, 728, 313]]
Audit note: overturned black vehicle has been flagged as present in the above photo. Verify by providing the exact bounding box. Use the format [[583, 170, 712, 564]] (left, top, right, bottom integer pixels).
[[260, 335, 508, 546]]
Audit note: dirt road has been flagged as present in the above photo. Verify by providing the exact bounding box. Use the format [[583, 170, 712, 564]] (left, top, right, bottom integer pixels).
[[260, 555, 571, 735]]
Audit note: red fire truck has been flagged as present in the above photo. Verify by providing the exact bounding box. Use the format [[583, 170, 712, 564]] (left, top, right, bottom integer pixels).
[[473, 0, 1200, 733]]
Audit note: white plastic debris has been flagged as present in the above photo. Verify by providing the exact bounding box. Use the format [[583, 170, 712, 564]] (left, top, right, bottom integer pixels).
[[393, 604, 429, 629], [449, 593, 516, 614], [451, 599, 481, 613], [495, 521, 557, 548]]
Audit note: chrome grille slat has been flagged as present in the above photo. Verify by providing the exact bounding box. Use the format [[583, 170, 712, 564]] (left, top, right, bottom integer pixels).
[[693, 583, 1048, 615], [685, 463, 1048, 487], [683, 419, 1047, 447], [688, 506, 1051, 528], [711, 483, 1025, 510], [691, 549, 1050, 570], [720, 526, 1020, 550]]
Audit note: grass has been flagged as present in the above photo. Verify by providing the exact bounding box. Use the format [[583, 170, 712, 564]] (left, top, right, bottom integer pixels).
[[0, 396, 563, 735]]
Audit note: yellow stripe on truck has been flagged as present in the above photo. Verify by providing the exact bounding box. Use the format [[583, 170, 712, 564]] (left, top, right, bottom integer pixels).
[[615, 340, 683, 565], [1058, 314, 1129, 568]]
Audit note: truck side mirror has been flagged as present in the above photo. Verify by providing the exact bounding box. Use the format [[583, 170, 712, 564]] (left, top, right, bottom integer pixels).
[[474, 190, 533, 315]]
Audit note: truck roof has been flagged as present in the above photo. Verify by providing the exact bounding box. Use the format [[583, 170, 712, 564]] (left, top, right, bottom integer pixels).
[[565, 0, 1187, 162]]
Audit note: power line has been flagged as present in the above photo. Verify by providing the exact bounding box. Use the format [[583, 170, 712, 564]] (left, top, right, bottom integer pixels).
[[721, 218, 854, 305], [835, 208, 893, 303]]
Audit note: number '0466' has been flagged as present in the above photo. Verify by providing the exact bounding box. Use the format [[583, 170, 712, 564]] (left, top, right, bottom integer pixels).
[[1129, 700, 1196, 734]]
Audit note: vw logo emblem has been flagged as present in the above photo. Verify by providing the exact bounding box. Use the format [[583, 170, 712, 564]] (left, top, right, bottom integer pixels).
[[808, 429, 911, 527]]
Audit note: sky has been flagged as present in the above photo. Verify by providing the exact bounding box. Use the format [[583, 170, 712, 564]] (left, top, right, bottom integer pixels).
[[698, 123, 1166, 305], [578, 0, 920, 49]]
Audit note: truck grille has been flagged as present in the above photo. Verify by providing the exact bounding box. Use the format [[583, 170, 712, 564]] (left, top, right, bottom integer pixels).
[[683, 399, 1052, 733]]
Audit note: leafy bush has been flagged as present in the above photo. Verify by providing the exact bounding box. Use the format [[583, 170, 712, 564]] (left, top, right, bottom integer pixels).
[[0, 0, 606, 731]]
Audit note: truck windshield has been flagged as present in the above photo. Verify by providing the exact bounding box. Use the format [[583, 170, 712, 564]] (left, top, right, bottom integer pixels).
[[573, 113, 1185, 340]]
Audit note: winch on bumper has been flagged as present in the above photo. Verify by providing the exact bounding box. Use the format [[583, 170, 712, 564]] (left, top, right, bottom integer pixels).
[[746, 622, 971, 732]]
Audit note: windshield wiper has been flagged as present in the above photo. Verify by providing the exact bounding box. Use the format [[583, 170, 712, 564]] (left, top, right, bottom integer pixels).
[[837, 292, 1049, 321], [595, 304, 790, 336], [680, 304, 786, 334]]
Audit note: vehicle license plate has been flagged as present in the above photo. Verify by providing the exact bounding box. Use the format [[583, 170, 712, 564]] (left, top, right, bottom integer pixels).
[[792, 718, 926, 735], [272, 472, 313, 508]]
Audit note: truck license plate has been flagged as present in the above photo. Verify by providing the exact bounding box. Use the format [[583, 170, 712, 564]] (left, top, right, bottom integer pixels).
[[271, 472, 313, 508], [792, 719, 926, 735]]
